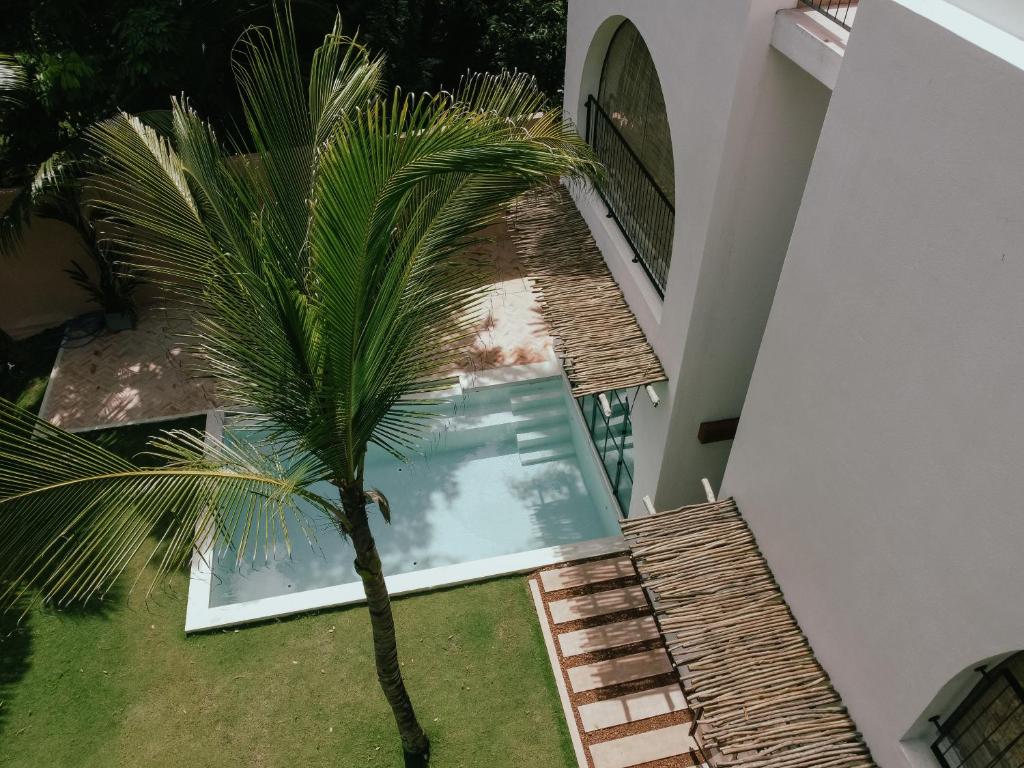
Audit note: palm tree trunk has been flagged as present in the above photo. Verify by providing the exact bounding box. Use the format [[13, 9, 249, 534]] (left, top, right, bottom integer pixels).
[[342, 482, 431, 767]]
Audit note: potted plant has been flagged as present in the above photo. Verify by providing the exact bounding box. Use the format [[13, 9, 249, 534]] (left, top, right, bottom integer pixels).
[[66, 237, 141, 331], [35, 183, 143, 332]]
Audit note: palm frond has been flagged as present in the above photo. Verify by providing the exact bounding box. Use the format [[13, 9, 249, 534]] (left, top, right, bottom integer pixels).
[[0, 54, 26, 105], [0, 399, 339, 613], [0, 150, 78, 254], [84, 8, 597, 485], [86, 112, 218, 289], [309, 77, 597, 466], [231, 6, 383, 277]]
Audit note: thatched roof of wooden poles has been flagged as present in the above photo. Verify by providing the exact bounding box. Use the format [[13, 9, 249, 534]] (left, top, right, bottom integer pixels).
[[508, 186, 666, 398], [621, 498, 878, 768]]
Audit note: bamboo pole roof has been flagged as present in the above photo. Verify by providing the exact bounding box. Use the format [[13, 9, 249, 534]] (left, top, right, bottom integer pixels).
[[621, 498, 878, 768], [508, 186, 666, 398]]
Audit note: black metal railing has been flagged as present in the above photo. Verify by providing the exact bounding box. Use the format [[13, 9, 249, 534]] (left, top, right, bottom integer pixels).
[[931, 666, 1024, 768], [585, 95, 674, 297], [579, 387, 638, 514], [799, 0, 856, 30]]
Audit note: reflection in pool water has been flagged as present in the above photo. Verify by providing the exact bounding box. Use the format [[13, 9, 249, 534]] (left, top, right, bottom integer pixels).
[[208, 376, 619, 607]]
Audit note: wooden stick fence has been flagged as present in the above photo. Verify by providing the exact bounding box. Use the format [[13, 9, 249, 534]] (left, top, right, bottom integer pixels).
[[621, 498, 878, 768], [508, 185, 666, 398]]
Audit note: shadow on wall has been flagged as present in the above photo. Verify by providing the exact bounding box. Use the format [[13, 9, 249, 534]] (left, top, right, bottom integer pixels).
[[0, 189, 94, 340], [0, 190, 162, 341]]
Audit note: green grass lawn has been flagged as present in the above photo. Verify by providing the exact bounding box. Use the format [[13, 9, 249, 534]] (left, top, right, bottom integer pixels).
[[0, 326, 63, 414], [0, 420, 574, 768]]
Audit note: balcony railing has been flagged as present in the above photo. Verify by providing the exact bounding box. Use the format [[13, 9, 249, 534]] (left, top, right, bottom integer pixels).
[[798, 0, 856, 30], [584, 95, 674, 297]]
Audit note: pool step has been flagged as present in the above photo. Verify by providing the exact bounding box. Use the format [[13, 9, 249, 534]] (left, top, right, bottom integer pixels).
[[515, 423, 572, 452], [519, 441, 576, 467], [510, 388, 565, 415], [591, 429, 635, 451], [513, 405, 567, 430]]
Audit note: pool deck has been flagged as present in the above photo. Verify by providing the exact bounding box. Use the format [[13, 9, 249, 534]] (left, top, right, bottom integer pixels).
[[39, 221, 553, 431]]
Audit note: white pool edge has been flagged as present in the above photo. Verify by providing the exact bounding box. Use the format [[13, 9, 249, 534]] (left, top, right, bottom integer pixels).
[[186, 534, 626, 633], [185, 358, 627, 633]]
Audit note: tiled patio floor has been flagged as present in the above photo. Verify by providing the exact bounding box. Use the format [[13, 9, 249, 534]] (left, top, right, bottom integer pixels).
[[40, 221, 553, 431], [457, 221, 554, 372], [40, 308, 219, 431]]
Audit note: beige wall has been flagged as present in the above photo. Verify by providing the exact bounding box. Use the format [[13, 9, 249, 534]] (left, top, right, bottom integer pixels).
[[0, 188, 165, 339], [0, 188, 98, 339]]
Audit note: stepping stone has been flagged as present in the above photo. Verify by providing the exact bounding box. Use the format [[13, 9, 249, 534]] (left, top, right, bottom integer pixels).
[[558, 616, 658, 658], [540, 556, 634, 592], [589, 723, 697, 768], [549, 585, 647, 624], [568, 648, 673, 693], [578, 684, 687, 732]]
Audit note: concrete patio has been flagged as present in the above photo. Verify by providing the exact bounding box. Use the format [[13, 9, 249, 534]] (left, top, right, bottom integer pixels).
[[39, 220, 554, 432]]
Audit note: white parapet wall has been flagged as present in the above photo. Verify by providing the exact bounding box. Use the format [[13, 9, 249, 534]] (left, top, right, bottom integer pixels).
[[721, 1, 1024, 766]]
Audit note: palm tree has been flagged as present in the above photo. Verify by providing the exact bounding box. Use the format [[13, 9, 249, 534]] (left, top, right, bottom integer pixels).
[[0, 6, 596, 764]]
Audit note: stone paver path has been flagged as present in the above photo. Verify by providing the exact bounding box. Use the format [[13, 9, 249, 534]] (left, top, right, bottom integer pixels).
[[540, 556, 635, 592], [558, 616, 660, 658], [578, 684, 687, 732], [532, 555, 701, 768], [568, 648, 673, 693], [549, 585, 647, 624], [589, 725, 697, 768]]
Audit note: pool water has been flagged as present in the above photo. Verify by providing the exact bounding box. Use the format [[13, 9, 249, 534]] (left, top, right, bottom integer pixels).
[[208, 376, 620, 607]]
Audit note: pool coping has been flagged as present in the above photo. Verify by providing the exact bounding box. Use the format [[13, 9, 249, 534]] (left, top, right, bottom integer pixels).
[[184, 358, 627, 633]]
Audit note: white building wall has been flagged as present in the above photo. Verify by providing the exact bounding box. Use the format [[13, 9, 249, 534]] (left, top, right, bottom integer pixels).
[[720, 1, 1024, 766], [564, 0, 829, 514]]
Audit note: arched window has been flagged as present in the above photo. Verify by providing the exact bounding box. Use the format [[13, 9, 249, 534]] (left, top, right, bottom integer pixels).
[[929, 653, 1024, 768], [598, 22, 674, 205], [585, 20, 674, 295]]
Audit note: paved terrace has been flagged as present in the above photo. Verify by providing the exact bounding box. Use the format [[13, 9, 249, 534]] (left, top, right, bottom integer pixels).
[[38, 220, 553, 431]]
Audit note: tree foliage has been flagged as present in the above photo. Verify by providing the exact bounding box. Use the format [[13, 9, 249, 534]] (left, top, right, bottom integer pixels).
[[0, 0, 567, 186]]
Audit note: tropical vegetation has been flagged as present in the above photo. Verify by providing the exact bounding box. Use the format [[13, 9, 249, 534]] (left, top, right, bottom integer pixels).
[[0, 415, 572, 766], [0, 6, 594, 765]]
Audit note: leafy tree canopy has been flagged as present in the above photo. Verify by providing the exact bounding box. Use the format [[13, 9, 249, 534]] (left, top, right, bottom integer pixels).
[[0, 0, 567, 185]]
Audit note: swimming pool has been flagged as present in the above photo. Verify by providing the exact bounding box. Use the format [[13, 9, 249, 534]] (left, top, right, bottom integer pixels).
[[185, 366, 624, 631]]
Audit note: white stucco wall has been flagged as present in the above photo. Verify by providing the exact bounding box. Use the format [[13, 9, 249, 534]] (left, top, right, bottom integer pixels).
[[945, 0, 1024, 40], [721, 1, 1024, 766], [564, 0, 829, 514]]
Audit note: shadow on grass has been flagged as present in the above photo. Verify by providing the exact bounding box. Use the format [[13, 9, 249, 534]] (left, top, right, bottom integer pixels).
[[0, 416, 205, 738], [0, 610, 32, 738], [84, 415, 206, 466]]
